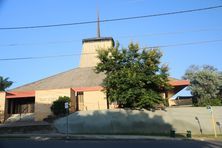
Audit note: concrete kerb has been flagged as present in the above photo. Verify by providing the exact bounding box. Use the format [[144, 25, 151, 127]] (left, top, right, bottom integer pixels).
[[0, 133, 179, 140], [0, 134, 192, 141]]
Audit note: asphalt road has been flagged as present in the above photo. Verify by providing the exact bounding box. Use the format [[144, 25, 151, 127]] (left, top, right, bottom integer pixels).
[[0, 139, 222, 148]]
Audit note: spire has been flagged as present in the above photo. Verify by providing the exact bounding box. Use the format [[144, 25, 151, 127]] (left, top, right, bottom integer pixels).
[[97, 10, 101, 38]]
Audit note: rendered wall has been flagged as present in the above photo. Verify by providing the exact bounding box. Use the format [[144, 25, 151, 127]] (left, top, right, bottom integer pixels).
[[82, 91, 107, 111], [79, 40, 113, 68], [0, 92, 6, 123], [169, 99, 177, 106], [35, 88, 71, 121], [169, 98, 193, 106], [55, 107, 222, 135], [167, 90, 175, 99]]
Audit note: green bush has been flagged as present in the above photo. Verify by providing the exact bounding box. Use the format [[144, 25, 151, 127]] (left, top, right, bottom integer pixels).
[[50, 96, 70, 116], [197, 98, 222, 106]]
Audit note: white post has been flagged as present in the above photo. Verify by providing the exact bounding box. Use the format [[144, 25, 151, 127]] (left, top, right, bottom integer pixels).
[[211, 110, 217, 138], [65, 102, 69, 139], [207, 106, 217, 138]]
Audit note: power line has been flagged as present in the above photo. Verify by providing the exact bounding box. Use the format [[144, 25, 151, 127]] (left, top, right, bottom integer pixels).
[[147, 39, 222, 48], [118, 28, 222, 39], [0, 52, 99, 61], [0, 54, 76, 61], [0, 39, 81, 47], [0, 28, 221, 47], [1, 39, 222, 61], [0, 5, 222, 30]]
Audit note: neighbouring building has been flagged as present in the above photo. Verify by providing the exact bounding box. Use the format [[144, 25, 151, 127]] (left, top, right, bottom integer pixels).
[[168, 96, 193, 106], [0, 21, 189, 122]]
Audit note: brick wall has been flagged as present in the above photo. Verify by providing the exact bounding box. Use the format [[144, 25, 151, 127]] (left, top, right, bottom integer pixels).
[[0, 92, 5, 123], [35, 89, 71, 121]]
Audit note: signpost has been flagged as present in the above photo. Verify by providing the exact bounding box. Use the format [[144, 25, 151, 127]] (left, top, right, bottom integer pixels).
[[65, 102, 69, 109], [65, 102, 69, 139], [207, 106, 217, 138]]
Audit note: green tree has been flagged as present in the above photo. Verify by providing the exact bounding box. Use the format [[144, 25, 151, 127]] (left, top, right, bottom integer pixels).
[[183, 65, 222, 106], [0, 76, 13, 91], [95, 42, 170, 109], [50, 96, 70, 116]]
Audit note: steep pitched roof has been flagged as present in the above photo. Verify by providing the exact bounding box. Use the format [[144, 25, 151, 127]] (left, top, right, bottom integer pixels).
[[11, 67, 189, 92], [11, 67, 105, 92]]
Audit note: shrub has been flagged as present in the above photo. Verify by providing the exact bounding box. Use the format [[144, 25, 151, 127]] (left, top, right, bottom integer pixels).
[[50, 96, 70, 116], [195, 98, 222, 106]]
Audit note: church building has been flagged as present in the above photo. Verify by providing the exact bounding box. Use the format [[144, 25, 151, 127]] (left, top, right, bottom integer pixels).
[[0, 18, 189, 122]]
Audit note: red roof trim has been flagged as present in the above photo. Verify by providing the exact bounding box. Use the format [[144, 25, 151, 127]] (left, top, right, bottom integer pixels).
[[169, 80, 190, 86], [5, 80, 188, 98], [6, 91, 35, 99], [72, 86, 103, 92]]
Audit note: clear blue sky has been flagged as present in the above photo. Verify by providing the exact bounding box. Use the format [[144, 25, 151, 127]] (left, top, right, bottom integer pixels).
[[0, 0, 222, 96]]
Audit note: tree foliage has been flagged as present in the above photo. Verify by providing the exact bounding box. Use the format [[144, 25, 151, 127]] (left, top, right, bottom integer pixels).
[[183, 65, 222, 106], [95, 42, 170, 109], [0, 76, 13, 91], [50, 96, 70, 116]]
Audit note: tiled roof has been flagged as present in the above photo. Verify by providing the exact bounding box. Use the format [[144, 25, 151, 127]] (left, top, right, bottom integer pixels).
[[6, 91, 35, 99], [11, 67, 105, 92], [168, 79, 190, 86], [10, 67, 189, 92]]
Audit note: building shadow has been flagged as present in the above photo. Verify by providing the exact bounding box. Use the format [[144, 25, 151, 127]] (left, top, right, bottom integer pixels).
[[54, 109, 179, 136]]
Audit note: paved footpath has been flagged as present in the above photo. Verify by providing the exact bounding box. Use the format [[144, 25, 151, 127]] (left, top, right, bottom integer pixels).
[[0, 122, 221, 147]]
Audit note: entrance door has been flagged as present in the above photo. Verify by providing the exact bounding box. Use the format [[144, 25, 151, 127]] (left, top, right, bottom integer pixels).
[[77, 92, 84, 111]]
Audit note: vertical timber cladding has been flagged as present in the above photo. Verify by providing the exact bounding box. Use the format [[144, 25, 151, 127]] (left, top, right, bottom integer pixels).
[[35, 88, 71, 121], [0, 92, 6, 122], [70, 89, 76, 112]]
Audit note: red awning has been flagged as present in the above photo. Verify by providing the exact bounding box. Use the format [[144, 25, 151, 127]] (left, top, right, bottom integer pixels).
[[72, 86, 103, 92], [6, 91, 35, 99]]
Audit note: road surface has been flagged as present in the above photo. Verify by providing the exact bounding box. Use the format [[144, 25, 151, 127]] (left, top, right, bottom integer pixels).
[[0, 139, 221, 148]]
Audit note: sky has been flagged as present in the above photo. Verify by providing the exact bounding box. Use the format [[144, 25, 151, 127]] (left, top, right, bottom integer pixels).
[[0, 0, 222, 96]]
